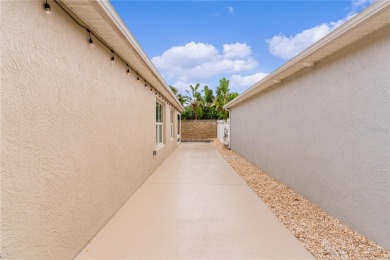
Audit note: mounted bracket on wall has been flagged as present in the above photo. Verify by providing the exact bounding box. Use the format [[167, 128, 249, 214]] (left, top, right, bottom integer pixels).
[[153, 150, 157, 156]]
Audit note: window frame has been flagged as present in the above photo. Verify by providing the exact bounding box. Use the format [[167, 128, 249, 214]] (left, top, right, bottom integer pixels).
[[170, 109, 174, 140], [156, 101, 164, 148], [177, 113, 181, 143]]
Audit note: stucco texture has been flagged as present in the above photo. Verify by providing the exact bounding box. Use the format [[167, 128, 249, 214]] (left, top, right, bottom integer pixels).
[[230, 26, 390, 249], [1, 1, 180, 258]]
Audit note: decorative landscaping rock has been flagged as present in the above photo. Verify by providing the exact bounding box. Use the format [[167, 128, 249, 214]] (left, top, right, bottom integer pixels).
[[213, 139, 390, 260]]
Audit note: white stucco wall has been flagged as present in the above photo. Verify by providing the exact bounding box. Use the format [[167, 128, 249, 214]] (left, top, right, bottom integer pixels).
[[1, 1, 180, 258], [230, 26, 390, 249]]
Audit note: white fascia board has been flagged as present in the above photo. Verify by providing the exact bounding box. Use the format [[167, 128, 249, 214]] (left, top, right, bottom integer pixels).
[[226, 0, 390, 109], [94, 0, 181, 108], [60, 0, 184, 111]]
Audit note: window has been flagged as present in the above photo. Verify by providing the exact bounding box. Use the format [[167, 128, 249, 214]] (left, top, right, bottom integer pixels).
[[177, 113, 181, 135], [170, 110, 174, 139], [177, 113, 181, 142], [156, 102, 163, 146]]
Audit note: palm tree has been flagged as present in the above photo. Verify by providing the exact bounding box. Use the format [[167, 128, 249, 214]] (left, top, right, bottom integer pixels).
[[213, 78, 238, 120], [203, 86, 214, 106], [185, 83, 203, 120], [169, 85, 189, 106], [200, 85, 217, 119]]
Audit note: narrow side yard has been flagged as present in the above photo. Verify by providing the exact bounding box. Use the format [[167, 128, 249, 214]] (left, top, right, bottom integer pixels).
[[76, 142, 313, 259], [213, 140, 390, 259]]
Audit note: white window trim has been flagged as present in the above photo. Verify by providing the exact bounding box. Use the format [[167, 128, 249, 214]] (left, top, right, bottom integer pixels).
[[177, 113, 181, 144], [156, 122, 164, 148], [170, 109, 174, 141], [156, 101, 164, 148]]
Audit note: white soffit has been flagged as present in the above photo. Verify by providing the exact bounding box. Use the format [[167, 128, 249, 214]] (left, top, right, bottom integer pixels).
[[226, 0, 390, 109], [59, 0, 184, 111]]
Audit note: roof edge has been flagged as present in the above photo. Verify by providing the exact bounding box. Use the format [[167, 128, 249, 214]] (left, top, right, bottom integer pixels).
[[226, 0, 390, 109], [63, 0, 184, 111]]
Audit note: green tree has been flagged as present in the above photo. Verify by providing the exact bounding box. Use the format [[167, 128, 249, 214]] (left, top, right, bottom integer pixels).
[[169, 85, 189, 106], [200, 85, 217, 119], [213, 78, 238, 120], [181, 106, 194, 120], [178, 79, 238, 120], [169, 85, 178, 95], [203, 86, 214, 106], [185, 83, 203, 120]]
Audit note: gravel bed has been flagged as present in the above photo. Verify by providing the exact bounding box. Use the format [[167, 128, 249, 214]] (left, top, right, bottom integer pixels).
[[212, 139, 390, 259]]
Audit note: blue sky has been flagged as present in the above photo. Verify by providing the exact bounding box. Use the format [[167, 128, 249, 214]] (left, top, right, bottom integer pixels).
[[111, 0, 374, 94]]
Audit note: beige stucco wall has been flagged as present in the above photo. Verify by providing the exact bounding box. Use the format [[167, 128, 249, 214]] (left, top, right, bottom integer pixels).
[[230, 26, 390, 249], [1, 1, 180, 258]]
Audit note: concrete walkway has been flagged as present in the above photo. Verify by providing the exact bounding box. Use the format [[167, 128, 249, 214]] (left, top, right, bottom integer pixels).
[[76, 143, 313, 259]]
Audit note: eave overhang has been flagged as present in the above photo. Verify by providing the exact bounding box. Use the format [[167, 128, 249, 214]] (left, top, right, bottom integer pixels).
[[59, 0, 184, 112], [226, 0, 390, 109]]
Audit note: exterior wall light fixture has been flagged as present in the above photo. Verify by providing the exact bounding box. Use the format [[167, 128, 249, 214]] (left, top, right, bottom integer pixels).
[[87, 29, 94, 47], [111, 51, 115, 63], [44, 0, 52, 14]]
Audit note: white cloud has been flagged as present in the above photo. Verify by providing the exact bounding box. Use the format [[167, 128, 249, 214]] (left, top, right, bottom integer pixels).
[[152, 42, 257, 86], [229, 72, 269, 91], [267, 14, 355, 60], [227, 6, 234, 14], [171, 81, 208, 93], [223, 43, 252, 58], [352, 0, 375, 9]]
